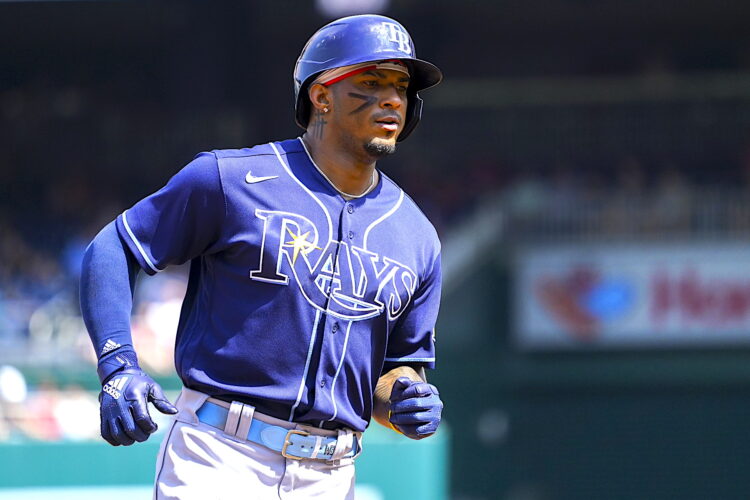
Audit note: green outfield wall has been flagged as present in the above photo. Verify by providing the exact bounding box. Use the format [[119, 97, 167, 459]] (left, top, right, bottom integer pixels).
[[0, 424, 449, 500]]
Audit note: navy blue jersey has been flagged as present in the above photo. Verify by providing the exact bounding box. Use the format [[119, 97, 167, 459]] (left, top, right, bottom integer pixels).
[[115, 138, 441, 431]]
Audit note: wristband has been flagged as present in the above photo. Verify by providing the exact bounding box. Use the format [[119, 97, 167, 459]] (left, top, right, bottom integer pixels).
[[97, 347, 139, 384]]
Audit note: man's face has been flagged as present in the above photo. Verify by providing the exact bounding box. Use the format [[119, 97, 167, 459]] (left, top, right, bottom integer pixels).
[[326, 68, 410, 157]]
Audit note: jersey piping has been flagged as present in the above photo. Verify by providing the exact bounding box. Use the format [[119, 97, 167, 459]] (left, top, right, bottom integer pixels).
[[324, 320, 354, 426], [121, 210, 161, 273], [270, 141, 333, 241], [363, 189, 405, 248], [289, 309, 322, 421]]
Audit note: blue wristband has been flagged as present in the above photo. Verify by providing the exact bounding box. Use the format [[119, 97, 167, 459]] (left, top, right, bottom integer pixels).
[[97, 348, 139, 384]]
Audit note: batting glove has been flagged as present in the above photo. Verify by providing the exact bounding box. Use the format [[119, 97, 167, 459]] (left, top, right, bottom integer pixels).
[[99, 368, 177, 446], [388, 376, 443, 440]]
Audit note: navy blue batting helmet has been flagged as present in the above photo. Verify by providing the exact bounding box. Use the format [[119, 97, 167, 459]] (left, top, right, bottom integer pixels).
[[294, 14, 443, 142]]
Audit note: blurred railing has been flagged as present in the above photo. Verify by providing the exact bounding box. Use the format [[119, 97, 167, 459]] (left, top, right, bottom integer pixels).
[[434, 72, 750, 108], [424, 72, 750, 192], [500, 188, 750, 241]]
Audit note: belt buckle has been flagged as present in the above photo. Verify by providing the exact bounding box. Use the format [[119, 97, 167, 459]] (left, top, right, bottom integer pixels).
[[281, 429, 311, 460]]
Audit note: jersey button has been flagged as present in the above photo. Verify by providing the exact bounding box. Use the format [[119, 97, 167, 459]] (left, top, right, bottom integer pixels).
[[331, 323, 339, 333], [347, 231, 354, 240], [346, 204, 354, 214]]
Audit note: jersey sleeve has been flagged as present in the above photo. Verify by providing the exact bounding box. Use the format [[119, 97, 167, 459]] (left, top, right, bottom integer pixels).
[[115, 152, 225, 275], [383, 252, 441, 372]]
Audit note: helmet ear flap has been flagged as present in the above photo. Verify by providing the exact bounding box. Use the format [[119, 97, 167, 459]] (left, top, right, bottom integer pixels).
[[297, 97, 311, 129], [397, 93, 423, 142], [295, 79, 317, 129]]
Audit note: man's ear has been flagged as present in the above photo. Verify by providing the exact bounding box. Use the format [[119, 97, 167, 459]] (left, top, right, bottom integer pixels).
[[308, 83, 332, 113]]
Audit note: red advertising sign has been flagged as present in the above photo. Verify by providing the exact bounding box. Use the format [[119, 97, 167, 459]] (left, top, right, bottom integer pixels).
[[515, 243, 750, 348]]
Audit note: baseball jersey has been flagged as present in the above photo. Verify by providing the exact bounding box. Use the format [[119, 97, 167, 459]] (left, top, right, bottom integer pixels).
[[115, 138, 441, 432]]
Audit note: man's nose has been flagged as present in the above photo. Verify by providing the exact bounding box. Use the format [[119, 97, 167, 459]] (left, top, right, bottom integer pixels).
[[380, 86, 404, 110]]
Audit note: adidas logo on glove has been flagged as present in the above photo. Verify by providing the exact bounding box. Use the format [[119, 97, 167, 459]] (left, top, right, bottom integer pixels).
[[103, 376, 129, 400]]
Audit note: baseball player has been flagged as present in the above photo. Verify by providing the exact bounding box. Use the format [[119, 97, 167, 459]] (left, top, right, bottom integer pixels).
[[80, 14, 444, 499]]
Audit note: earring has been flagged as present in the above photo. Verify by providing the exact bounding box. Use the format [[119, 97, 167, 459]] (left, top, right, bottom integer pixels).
[[324, 107, 329, 113]]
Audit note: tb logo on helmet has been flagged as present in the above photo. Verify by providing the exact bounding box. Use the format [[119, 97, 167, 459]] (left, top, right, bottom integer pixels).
[[382, 22, 413, 55]]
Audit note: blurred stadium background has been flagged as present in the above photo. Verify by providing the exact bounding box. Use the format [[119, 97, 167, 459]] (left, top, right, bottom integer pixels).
[[3, 0, 750, 498]]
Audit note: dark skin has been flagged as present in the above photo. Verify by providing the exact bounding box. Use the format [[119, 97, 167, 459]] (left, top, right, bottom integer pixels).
[[302, 68, 429, 434], [302, 68, 410, 198]]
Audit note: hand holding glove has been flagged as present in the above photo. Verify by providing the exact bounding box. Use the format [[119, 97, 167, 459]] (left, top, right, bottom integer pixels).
[[99, 368, 178, 446], [388, 376, 443, 440]]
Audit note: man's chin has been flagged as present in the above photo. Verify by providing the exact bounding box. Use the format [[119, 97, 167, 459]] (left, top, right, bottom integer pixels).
[[364, 138, 397, 158]]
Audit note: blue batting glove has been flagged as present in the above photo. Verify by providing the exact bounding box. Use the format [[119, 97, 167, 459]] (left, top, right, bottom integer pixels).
[[99, 368, 178, 446], [388, 376, 443, 440]]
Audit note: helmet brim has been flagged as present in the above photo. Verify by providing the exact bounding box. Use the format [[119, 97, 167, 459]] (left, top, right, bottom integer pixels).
[[403, 58, 443, 92]]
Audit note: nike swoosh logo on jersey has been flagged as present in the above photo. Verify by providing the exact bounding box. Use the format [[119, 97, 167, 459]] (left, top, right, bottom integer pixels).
[[246, 171, 279, 184]]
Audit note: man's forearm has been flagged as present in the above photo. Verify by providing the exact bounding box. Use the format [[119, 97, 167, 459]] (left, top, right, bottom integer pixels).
[[80, 221, 141, 382], [372, 365, 424, 428]]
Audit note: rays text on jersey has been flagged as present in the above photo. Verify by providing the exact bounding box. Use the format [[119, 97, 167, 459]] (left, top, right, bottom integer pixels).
[[250, 209, 417, 321]]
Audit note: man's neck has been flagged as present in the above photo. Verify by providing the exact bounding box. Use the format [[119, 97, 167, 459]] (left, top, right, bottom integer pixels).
[[301, 133, 378, 198]]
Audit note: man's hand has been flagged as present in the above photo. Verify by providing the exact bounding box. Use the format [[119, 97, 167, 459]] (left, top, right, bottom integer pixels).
[[388, 376, 443, 440], [99, 368, 178, 446]]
